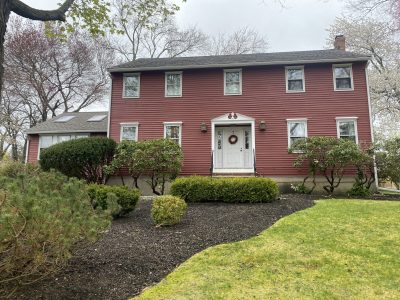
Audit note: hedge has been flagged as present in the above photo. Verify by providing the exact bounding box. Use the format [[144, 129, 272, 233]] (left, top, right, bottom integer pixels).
[[151, 195, 187, 226], [40, 137, 116, 184], [87, 184, 140, 218], [170, 176, 280, 203]]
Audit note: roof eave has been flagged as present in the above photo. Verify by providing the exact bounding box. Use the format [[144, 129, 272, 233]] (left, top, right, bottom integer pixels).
[[26, 129, 107, 135], [108, 57, 371, 73]]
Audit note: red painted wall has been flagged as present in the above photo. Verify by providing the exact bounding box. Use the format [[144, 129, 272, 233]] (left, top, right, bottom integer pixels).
[[110, 62, 372, 176], [27, 134, 39, 163]]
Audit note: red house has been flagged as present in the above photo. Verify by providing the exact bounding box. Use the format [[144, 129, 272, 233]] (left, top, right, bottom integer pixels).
[[26, 36, 373, 193], [106, 36, 372, 192]]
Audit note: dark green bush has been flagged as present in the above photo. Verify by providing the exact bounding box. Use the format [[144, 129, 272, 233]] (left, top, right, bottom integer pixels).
[[151, 195, 187, 226], [40, 137, 116, 184], [87, 184, 140, 218], [0, 169, 110, 287], [170, 176, 280, 203]]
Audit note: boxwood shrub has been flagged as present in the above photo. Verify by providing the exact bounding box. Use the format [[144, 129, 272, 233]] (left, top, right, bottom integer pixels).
[[88, 184, 140, 218], [170, 176, 280, 203], [151, 195, 187, 226], [40, 137, 116, 184]]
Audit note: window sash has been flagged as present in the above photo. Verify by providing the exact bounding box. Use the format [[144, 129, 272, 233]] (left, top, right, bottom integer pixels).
[[121, 126, 137, 141], [164, 124, 181, 145], [123, 74, 140, 98], [288, 121, 307, 148], [224, 70, 241, 95], [334, 66, 353, 90], [165, 73, 182, 96], [286, 67, 304, 92], [338, 120, 356, 142]]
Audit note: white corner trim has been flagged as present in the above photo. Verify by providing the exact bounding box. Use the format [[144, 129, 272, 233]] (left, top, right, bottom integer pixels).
[[333, 63, 354, 91], [122, 73, 141, 99], [107, 80, 112, 138], [223, 68, 242, 95], [165, 71, 183, 98], [25, 138, 30, 164], [285, 65, 305, 93]]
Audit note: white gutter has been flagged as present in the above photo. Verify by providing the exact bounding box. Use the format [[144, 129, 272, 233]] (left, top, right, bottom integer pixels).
[[108, 57, 371, 73], [24, 138, 30, 164], [107, 78, 112, 138], [26, 130, 107, 135]]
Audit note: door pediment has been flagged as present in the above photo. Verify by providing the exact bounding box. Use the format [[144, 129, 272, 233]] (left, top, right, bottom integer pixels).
[[212, 112, 254, 123]]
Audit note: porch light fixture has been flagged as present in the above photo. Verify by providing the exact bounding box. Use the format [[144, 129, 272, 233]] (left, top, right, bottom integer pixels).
[[259, 120, 267, 131], [200, 122, 208, 132]]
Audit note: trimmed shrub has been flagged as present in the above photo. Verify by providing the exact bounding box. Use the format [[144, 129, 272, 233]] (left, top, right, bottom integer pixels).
[[87, 184, 140, 218], [0, 169, 110, 287], [151, 195, 187, 226], [170, 176, 280, 203], [40, 137, 116, 184]]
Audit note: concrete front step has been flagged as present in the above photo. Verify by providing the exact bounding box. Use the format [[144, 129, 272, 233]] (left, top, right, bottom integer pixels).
[[212, 173, 256, 177]]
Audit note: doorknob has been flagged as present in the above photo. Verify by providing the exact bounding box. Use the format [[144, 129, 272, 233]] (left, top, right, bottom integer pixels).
[[240, 148, 243, 152]]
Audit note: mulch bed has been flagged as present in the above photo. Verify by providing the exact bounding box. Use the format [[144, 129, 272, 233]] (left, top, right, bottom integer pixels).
[[10, 194, 316, 300]]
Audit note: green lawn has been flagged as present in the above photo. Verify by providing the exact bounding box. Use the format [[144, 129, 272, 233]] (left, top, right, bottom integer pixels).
[[135, 200, 400, 300]]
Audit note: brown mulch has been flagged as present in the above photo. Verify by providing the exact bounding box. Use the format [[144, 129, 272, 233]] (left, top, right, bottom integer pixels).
[[9, 194, 317, 300]]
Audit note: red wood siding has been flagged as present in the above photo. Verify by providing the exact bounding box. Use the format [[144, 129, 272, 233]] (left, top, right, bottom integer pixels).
[[109, 62, 372, 176], [27, 134, 39, 163]]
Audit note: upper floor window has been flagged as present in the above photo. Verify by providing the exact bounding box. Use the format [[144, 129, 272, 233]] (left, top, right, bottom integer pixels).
[[120, 123, 138, 141], [224, 69, 242, 95], [164, 122, 182, 145], [165, 72, 182, 97], [286, 66, 305, 92], [287, 119, 308, 150], [336, 117, 358, 143], [123, 73, 140, 98], [333, 64, 353, 91]]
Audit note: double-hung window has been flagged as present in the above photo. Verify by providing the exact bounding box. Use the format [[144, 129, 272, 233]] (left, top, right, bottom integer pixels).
[[286, 66, 305, 92], [123, 73, 140, 98], [164, 122, 182, 145], [224, 69, 242, 95], [165, 72, 182, 97], [120, 123, 139, 141], [336, 117, 358, 143], [333, 64, 353, 90], [287, 119, 308, 150]]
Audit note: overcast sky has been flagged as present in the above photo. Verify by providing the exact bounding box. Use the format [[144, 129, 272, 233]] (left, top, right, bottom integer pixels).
[[22, 0, 345, 52]]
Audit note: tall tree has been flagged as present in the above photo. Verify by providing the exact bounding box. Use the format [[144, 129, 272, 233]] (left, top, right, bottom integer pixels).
[[202, 27, 268, 56]]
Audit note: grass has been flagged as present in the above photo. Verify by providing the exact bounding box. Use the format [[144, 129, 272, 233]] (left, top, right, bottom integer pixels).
[[135, 200, 400, 300]]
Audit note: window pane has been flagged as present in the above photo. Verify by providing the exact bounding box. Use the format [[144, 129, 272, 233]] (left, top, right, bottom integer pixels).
[[339, 121, 355, 136], [124, 75, 139, 97], [167, 84, 180, 96], [226, 72, 240, 83], [167, 74, 180, 86], [122, 126, 137, 141], [291, 137, 306, 146], [40, 136, 53, 148], [335, 67, 351, 78], [287, 69, 303, 80], [290, 122, 306, 137], [226, 82, 240, 94], [166, 125, 180, 139], [288, 80, 303, 91], [336, 78, 352, 89], [58, 135, 71, 143]]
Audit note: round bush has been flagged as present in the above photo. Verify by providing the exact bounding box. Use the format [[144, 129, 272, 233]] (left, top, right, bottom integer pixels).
[[87, 184, 140, 218], [151, 195, 187, 226], [170, 176, 280, 203], [40, 137, 116, 184]]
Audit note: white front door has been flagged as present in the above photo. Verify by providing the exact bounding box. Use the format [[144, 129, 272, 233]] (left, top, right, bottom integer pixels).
[[214, 126, 253, 171]]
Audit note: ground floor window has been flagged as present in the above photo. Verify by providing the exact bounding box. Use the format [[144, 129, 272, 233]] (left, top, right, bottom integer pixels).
[[39, 134, 89, 154], [120, 123, 139, 141], [287, 119, 308, 149], [164, 122, 182, 145], [336, 117, 358, 143]]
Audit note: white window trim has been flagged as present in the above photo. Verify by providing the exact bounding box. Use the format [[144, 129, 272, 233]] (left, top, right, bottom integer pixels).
[[122, 73, 141, 99], [224, 68, 242, 95], [285, 66, 305, 93], [336, 117, 358, 144], [287, 118, 308, 151], [163, 121, 182, 145], [165, 71, 183, 97], [120, 122, 139, 141], [333, 64, 354, 91]]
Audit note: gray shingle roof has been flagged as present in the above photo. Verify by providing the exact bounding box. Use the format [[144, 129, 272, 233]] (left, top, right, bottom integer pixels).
[[26, 112, 108, 134], [108, 50, 370, 72]]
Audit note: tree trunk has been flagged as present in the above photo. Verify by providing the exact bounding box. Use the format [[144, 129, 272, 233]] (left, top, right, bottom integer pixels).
[[0, 0, 11, 98]]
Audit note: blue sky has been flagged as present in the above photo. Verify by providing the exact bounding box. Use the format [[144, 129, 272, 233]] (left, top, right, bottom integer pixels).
[[22, 0, 345, 52]]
